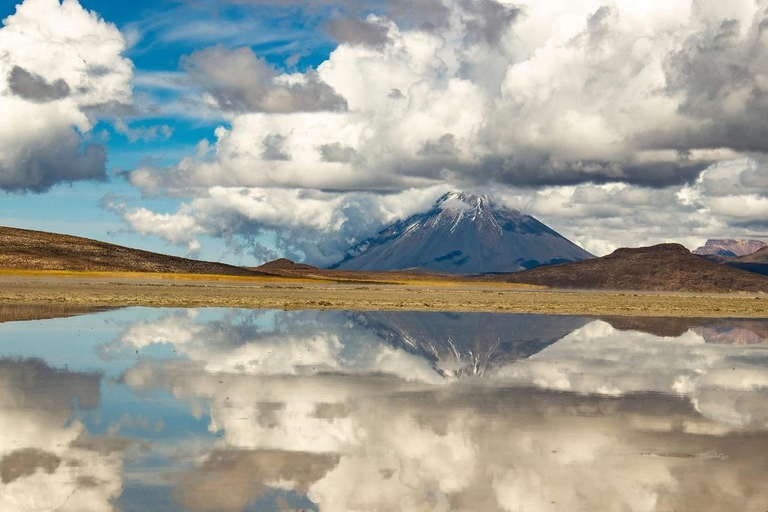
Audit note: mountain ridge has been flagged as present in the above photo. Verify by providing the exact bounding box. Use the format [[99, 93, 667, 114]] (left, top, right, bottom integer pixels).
[[693, 239, 767, 258]]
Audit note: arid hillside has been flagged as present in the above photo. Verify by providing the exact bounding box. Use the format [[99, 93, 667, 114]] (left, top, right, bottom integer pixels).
[[499, 243, 768, 292], [0, 226, 267, 276]]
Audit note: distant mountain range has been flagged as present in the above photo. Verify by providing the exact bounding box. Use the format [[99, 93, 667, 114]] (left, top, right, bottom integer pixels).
[[332, 192, 593, 274], [693, 239, 767, 257], [693, 241, 768, 277]]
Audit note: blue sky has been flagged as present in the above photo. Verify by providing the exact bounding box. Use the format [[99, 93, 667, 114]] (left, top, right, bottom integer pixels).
[[0, 0, 343, 263], [3, 0, 768, 264]]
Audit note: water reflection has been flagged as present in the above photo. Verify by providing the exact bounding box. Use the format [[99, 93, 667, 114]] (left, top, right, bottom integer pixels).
[[2, 308, 768, 510], [0, 304, 112, 324], [0, 358, 125, 511]]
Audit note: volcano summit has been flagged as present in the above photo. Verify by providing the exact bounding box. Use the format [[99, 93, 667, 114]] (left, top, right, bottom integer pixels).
[[332, 192, 593, 274]]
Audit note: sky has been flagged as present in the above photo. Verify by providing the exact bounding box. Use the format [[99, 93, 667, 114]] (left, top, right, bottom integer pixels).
[[2, 0, 768, 266]]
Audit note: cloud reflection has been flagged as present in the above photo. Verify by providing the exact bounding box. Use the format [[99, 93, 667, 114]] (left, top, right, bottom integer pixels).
[[111, 309, 768, 511], [0, 358, 124, 512]]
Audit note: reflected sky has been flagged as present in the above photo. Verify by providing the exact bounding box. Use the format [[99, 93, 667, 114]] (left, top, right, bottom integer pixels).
[[2, 308, 768, 511]]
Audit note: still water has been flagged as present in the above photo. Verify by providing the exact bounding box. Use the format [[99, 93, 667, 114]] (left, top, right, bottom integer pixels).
[[1, 307, 768, 511]]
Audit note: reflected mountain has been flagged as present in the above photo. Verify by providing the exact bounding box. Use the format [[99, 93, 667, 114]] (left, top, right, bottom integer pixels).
[[105, 309, 589, 380], [350, 311, 589, 376]]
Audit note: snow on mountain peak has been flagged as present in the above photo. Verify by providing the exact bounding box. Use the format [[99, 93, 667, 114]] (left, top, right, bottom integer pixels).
[[437, 192, 493, 212], [332, 190, 594, 274]]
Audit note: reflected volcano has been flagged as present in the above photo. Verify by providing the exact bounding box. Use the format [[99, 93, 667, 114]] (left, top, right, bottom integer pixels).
[[350, 311, 589, 376]]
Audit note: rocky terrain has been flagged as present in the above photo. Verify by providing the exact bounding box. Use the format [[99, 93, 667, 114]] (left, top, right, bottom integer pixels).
[[0, 226, 267, 276], [499, 243, 768, 292], [333, 192, 593, 274]]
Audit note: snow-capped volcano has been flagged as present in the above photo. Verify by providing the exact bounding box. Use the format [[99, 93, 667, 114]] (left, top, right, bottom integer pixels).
[[332, 192, 594, 274]]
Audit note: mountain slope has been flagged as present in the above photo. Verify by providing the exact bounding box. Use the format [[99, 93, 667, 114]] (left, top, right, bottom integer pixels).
[[500, 243, 768, 292], [734, 246, 768, 263], [0, 226, 267, 276], [715, 246, 768, 277], [333, 192, 593, 274]]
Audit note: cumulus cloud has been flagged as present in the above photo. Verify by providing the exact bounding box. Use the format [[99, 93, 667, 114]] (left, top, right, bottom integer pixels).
[[183, 45, 347, 113], [0, 0, 133, 192], [111, 0, 768, 259], [113, 119, 173, 143], [107, 186, 451, 264]]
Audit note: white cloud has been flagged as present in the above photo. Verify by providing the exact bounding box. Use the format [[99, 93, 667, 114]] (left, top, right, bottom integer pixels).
[[108, 186, 451, 264], [0, 0, 133, 192], [113, 0, 768, 259]]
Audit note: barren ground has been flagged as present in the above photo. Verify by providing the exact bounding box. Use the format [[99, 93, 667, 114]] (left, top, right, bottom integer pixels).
[[2, 273, 768, 318]]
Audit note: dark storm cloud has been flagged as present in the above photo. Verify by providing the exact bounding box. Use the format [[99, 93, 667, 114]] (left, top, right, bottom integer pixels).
[[318, 142, 356, 163], [459, 0, 521, 45], [261, 134, 291, 161], [663, 14, 768, 153], [479, 154, 711, 188], [324, 17, 391, 48], [385, 0, 452, 31], [419, 134, 458, 157], [183, 45, 347, 113], [8, 66, 70, 102], [0, 132, 107, 193]]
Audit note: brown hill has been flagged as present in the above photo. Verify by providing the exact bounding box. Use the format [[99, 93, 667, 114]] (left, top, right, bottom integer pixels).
[[499, 243, 768, 292], [0, 226, 268, 276], [254, 258, 318, 272], [254, 257, 472, 283]]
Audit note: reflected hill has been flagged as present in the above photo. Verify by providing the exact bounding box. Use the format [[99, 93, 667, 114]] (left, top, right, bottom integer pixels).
[[350, 311, 590, 377], [598, 316, 768, 344], [0, 304, 115, 324]]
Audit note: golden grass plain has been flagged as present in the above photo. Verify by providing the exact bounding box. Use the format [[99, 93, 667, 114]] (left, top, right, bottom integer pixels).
[[1, 270, 768, 318]]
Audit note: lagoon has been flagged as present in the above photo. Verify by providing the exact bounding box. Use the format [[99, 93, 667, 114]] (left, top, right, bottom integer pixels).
[[1, 307, 768, 511]]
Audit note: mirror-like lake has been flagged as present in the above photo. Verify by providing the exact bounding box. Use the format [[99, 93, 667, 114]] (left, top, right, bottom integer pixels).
[[2, 307, 768, 511]]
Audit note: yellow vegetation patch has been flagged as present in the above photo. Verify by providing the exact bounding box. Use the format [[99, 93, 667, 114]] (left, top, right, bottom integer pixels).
[[0, 269, 332, 284], [0, 268, 540, 288]]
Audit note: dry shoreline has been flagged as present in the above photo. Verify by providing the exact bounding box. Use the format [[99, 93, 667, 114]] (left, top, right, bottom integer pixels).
[[2, 274, 768, 318]]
